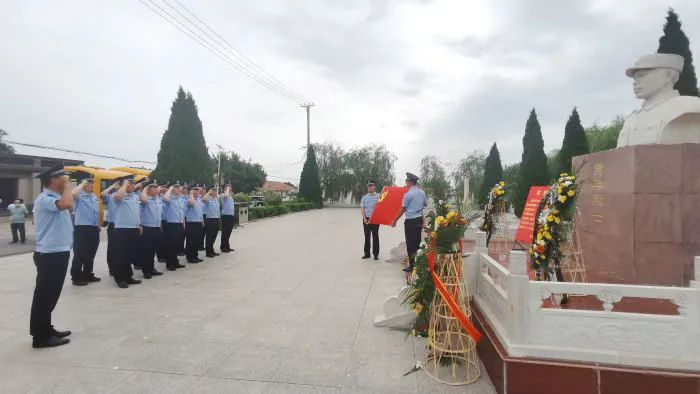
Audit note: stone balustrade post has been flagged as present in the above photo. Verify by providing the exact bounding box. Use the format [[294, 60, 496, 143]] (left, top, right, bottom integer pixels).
[[692, 257, 700, 289], [507, 250, 529, 343], [465, 231, 488, 300]]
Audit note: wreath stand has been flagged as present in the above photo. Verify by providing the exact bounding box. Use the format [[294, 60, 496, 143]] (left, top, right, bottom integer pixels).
[[424, 252, 480, 385], [487, 201, 510, 267], [559, 208, 587, 283]]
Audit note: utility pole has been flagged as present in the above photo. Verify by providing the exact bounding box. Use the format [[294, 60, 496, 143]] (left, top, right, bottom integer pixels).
[[300, 103, 315, 147], [215, 144, 224, 187]]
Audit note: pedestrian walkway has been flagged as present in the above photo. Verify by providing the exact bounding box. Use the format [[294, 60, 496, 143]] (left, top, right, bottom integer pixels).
[[0, 208, 494, 393]]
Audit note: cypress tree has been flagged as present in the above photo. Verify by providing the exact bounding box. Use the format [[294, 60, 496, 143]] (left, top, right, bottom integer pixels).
[[151, 87, 213, 184], [514, 109, 549, 217], [478, 142, 503, 206], [658, 9, 699, 97], [558, 108, 589, 176], [298, 144, 323, 208]]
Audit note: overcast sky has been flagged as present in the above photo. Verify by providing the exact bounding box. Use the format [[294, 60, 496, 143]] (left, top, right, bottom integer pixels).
[[2, 0, 700, 183]]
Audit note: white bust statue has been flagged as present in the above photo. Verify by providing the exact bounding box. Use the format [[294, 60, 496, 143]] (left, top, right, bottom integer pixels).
[[617, 53, 700, 147]]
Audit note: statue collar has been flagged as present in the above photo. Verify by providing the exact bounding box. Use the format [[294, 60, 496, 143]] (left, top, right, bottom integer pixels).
[[639, 89, 680, 113]]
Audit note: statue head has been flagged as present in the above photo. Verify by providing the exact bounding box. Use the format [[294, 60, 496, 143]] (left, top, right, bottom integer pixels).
[[626, 54, 684, 99]]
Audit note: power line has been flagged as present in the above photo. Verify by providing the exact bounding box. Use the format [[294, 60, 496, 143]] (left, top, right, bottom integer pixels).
[[6, 140, 156, 165], [140, 0, 308, 105], [168, 0, 310, 103]]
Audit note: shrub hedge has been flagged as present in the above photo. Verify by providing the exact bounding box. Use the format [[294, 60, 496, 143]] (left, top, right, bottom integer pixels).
[[249, 202, 314, 220]]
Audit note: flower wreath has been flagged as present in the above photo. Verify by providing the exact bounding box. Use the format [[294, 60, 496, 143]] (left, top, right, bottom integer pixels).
[[479, 181, 506, 243], [529, 173, 577, 279]]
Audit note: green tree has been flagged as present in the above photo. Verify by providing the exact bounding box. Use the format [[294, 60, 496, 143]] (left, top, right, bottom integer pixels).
[[477, 143, 503, 206], [586, 116, 624, 152], [419, 155, 450, 202], [546, 150, 560, 183], [558, 108, 589, 175], [215, 152, 266, 193], [503, 162, 520, 208], [452, 150, 486, 202], [0, 129, 15, 155], [151, 87, 212, 184], [298, 145, 323, 207], [658, 9, 699, 97], [514, 109, 549, 217], [322, 143, 396, 202]]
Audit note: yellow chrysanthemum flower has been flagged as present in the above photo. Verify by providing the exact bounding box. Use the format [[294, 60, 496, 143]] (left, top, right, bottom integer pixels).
[[499, 181, 505, 186], [558, 195, 567, 203], [547, 215, 554, 222], [544, 231, 553, 240], [554, 217, 561, 224], [567, 190, 575, 197], [446, 211, 457, 220]]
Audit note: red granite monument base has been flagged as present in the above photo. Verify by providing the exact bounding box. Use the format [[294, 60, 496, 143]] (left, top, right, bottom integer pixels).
[[472, 302, 700, 394], [572, 144, 700, 286]]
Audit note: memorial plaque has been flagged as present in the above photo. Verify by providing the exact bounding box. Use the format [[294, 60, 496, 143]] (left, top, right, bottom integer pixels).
[[573, 144, 700, 286]]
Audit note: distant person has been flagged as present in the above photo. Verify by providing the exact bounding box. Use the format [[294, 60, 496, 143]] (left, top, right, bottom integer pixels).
[[30, 164, 74, 348], [70, 179, 101, 286], [111, 178, 143, 288], [184, 185, 204, 263], [198, 186, 207, 251], [219, 184, 235, 253], [155, 183, 169, 263], [8, 198, 29, 244], [137, 182, 163, 279], [360, 180, 380, 260], [162, 184, 186, 271], [391, 172, 427, 273], [202, 186, 221, 258], [101, 182, 120, 276]]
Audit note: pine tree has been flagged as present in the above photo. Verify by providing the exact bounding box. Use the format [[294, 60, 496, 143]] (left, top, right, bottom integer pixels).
[[298, 144, 323, 208], [514, 109, 549, 217], [558, 108, 589, 176], [658, 9, 699, 97], [150, 87, 213, 184], [477, 143, 503, 206]]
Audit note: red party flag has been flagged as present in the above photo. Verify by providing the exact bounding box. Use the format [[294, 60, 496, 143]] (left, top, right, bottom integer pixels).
[[368, 186, 409, 225]]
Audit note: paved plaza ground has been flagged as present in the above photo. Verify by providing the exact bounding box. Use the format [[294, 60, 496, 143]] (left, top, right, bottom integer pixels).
[[0, 208, 494, 393]]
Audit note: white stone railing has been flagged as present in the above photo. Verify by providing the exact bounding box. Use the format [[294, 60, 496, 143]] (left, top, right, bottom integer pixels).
[[465, 231, 700, 371]]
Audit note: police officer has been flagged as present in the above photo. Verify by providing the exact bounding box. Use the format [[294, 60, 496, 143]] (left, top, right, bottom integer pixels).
[[30, 164, 73, 348], [220, 184, 235, 253], [101, 182, 120, 276], [185, 185, 204, 263], [391, 172, 427, 273], [138, 182, 164, 279], [111, 177, 143, 288], [162, 184, 186, 271], [178, 185, 189, 257], [360, 180, 380, 260], [202, 186, 221, 258], [70, 178, 101, 286], [156, 183, 169, 263], [198, 185, 207, 251]]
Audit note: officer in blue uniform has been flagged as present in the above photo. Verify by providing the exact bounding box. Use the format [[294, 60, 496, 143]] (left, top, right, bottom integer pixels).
[[138, 182, 164, 279], [198, 185, 207, 251], [70, 178, 101, 286], [185, 185, 204, 263], [391, 172, 427, 272], [111, 177, 143, 288], [156, 183, 169, 262], [162, 184, 186, 271], [360, 180, 380, 260], [101, 182, 120, 276], [178, 185, 189, 256], [30, 164, 74, 348], [219, 184, 235, 253], [202, 186, 221, 258]]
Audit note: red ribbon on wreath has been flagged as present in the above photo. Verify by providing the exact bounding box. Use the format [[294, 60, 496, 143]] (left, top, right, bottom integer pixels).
[[426, 239, 482, 342]]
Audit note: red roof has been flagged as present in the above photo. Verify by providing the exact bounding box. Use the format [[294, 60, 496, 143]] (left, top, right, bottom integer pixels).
[[261, 181, 296, 192]]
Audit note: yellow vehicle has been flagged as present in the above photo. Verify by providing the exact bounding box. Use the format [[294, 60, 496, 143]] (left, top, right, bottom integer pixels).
[[109, 167, 151, 182], [64, 166, 134, 225]]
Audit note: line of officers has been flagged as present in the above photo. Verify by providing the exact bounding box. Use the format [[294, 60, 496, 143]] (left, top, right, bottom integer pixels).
[[29, 164, 236, 348]]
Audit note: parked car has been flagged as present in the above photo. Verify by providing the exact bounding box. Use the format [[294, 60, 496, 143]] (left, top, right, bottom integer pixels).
[[250, 195, 265, 207]]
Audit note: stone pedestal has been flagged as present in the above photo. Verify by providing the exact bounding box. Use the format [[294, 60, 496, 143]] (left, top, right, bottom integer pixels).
[[573, 144, 700, 286]]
